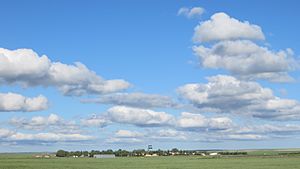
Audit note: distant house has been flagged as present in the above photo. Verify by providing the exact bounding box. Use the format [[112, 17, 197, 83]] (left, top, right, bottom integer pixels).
[[94, 154, 115, 158], [151, 153, 158, 157], [145, 154, 158, 157], [209, 152, 218, 156]]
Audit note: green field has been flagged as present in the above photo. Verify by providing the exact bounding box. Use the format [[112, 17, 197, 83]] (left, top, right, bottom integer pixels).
[[0, 154, 300, 169]]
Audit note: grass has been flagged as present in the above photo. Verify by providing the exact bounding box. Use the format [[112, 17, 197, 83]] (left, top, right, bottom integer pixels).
[[245, 149, 300, 156], [0, 154, 300, 169]]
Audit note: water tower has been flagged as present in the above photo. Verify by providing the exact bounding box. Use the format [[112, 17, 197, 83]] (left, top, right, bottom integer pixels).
[[147, 145, 153, 152]]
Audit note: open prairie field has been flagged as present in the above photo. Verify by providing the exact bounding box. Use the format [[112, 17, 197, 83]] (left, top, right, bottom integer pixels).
[[0, 154, 300, 169]]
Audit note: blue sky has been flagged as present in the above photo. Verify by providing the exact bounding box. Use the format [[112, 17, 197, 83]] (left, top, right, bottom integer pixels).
[[0, 0, 300, 152]]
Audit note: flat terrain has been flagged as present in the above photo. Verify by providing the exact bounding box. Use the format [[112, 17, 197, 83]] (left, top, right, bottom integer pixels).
[[0, 154, 300, 169]]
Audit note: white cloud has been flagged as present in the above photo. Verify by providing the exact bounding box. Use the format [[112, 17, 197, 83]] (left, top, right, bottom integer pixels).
[[9, 132, 93, 142], [0, 92, 48, 112], [10, 114, 83, 134], [108, 129, 188, 143], [81, 115, 109, 128], [141, 122, 300, 143], [0, 128, 14, 138], [107, 106, 176, 127], [151, 129, 187, 141], [233, 124, 300, 135], [191, 122, 300, 142], [106, 137, 143, 144], [184, 129, 267, 142], [115, 130, 144, 138], [81, 92, 179, 109], [0, 128, 93, 142], [225, 134, 266, 140], [106, 129, 145, 144], [177, 75, 300, 120], [81, 107, 234, 131], [106, 130, 144, 144], [177, 112, 208, 128], [10, 114, 61, 130], [203, 123, 300, 142], [0, 48, 130, 96], [178, 7, 205, 18], [0, 48, 51, 81], [177, 112, 233, 130], [2, 115, 93, 144], [194, 40, 297, 82], [209, 117, 233, 130], [193, 12, 265, 43]]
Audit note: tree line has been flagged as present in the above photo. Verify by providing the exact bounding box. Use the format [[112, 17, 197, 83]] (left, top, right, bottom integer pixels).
[[56, 148, 247, 157]]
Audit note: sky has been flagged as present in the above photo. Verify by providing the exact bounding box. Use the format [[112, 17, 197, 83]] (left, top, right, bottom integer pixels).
[[0, 0, 300, 152]]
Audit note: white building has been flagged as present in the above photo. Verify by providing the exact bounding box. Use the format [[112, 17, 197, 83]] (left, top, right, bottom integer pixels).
[[209, 152, 218, 156], [94, 154, 116, 158]]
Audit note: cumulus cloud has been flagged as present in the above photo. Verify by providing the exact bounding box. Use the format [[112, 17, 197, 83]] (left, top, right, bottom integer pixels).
[[105, 130, 144, 144], [0, 48, 130, 96], [177, 112, 233, 130], [10, 114, 82, 134], [0, 128, 14, 138], [233, 124, 300, 135], [193, 133, 267, 142], [152, 129, 187, 141], [2, 114, 94, 144], [184, 129, 267, 142], [196, 123, 300, 142], [178, 7, 205, 18], [81, 106, 234, 134], [106, 137, 143, 144], [225, 134, 266, 141], [106, 130, 146, 144], [81, 115, 109, 128], [193, 12, 265, 43], [10, 114, 60, 130], [81, 106, 176, 128], [115, 130, 144, 138], [107, 106, 176, 127], [11, 114, 56, 128], [13, 132, 91, 142], [108, 129, 187, 143], [146, 122, 300, 142], [177, 75, 300, 120], [0, 92, 48, 112], [193, 40, 298, 82], [0, 128, 93, 143], [81, 92, 179, 109], [72, 110, 300, 143]]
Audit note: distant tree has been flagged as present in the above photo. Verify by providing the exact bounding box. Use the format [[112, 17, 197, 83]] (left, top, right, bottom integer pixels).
[[121, 150, 129, 157], [156, 149, 164, 156], [106, 149, 114, 154], [83, 151, 89, 157], [90, 150, 100, 157], [115, 149, 129, 157], [74, 151, 82, 157], [132, 149, 146, 156], [56, 150, 68, 157]]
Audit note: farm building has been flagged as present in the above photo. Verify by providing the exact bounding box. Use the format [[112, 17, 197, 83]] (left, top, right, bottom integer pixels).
[[145, 154, 158, 157], [94, 154, 116, 158], [209, 152, 219, 156]]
